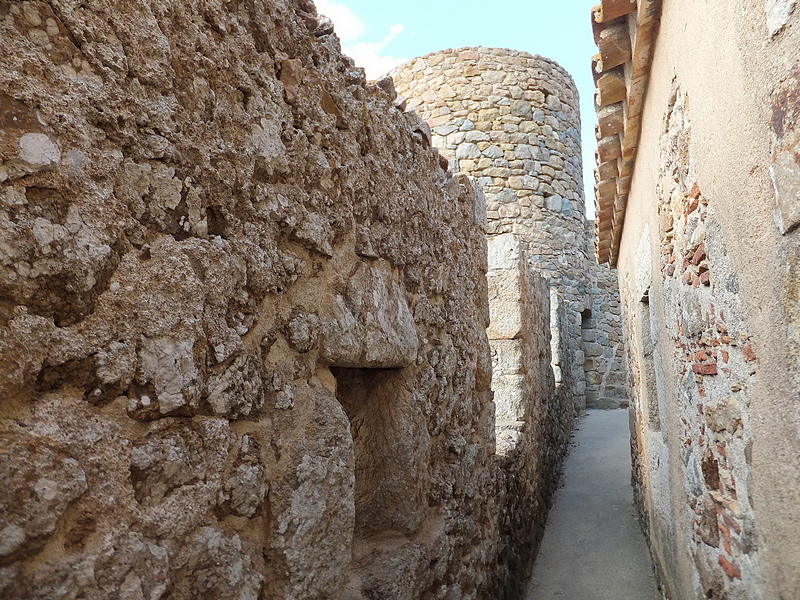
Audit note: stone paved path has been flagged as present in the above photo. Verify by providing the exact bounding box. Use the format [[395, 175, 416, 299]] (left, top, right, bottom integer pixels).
[[525, 409, 661, 600]]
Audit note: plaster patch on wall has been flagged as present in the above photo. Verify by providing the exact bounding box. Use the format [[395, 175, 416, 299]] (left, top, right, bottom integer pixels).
[[767, 0, 797, 36], [771, 63, 800, 234], [635, 226, 653, 301]]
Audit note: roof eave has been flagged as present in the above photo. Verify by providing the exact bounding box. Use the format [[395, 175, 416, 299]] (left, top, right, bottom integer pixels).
[[591, 0, 662, 267]]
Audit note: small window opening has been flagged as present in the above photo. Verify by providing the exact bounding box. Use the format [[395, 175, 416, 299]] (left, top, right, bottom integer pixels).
[[581, 308, 593, 330], [637, 291, 661, 431], [549, 288, 563, 386]]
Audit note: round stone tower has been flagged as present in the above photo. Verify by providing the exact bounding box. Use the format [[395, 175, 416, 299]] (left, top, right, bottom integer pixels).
[[393, 47, 590, 405]]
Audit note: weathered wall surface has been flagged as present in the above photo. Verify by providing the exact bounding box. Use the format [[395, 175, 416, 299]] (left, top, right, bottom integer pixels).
[[486, 232, 573, 598], [614, 1, 800, 598], [0, 1, 522, 598], [392, 47, 628, 411]]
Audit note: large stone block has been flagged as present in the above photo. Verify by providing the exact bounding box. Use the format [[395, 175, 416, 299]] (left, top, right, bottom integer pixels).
[[487, 270, 525, 339], [491, 338, 525, 376], [492, 373, 527, 423], [319, 262, 417, 368]]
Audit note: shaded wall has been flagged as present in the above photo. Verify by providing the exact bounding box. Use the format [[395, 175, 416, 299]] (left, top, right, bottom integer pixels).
[[486, 233, 574, 598], [614, 2, 800, 598], [584, 221, 627, 409]]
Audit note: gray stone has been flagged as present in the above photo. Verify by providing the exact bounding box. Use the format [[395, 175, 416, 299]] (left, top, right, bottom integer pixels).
[[456, 142, 482, 159]]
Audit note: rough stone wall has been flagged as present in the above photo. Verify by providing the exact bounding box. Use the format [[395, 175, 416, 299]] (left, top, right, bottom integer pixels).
[[625, 86, 764, 600], [613, 1, 800, 596], [0, 1, 526, 598], [392, 47, 627, 411], [584, 222, 627, 409], [486, 232, 573, 597]]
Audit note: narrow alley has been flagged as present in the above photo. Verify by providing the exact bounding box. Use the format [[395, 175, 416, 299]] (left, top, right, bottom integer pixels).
[[526, 410, 660, 600]]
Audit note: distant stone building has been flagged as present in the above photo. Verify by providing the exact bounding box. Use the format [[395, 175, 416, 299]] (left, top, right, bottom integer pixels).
[[393, 48, 627, 411], [591, 0, 800, 597]]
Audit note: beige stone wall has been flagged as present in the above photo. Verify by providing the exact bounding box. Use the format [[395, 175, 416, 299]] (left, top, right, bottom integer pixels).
[[0, 2, 528, 598], [615, 1, 800, 598], [392, 47, 628, 411], [485, 232, 572, 596]]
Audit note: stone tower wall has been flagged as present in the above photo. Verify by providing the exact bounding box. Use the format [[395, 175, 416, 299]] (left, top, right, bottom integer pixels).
[[393, 47, 595, 409]]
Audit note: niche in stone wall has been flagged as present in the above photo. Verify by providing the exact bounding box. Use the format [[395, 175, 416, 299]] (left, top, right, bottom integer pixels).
[[636, 290, 662, 431], [549, 288, 564, 386], [581, 308, 593, 329], [329, 367, 429, 540]]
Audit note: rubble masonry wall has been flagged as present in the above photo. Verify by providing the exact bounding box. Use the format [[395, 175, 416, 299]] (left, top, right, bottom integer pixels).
[[392, 47, 627, 410]]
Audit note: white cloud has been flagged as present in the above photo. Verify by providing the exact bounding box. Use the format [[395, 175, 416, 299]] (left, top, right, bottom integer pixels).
[[315, 2, 407, 79], [314, 0, 365, 42], [344, 24, 407, 78]]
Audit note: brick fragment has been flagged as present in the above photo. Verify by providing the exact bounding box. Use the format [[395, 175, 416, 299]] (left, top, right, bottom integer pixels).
[[718, 555, 742, 580], [692, 243, 706, 265], [742, 344, 757, 362], [693, 363, 718, 375], [721, 511, 742, 534], [718, 522, 731, 543]]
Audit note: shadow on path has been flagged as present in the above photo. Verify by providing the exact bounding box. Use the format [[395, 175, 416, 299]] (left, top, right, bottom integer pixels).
[[526, 409, 661, 600]]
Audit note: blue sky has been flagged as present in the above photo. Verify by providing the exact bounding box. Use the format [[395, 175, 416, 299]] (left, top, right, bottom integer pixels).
[[315, 0, 599, 217]]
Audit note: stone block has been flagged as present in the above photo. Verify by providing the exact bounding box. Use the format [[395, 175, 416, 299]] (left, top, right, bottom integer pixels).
[[586, 371, 603, 386], [487, 233, 521, 270], [456, 142, 481, 159], [583, 356, 601, 370], [584, 342, 603, 357], [490, 339, 525, 375], [510, 99, 533, 118], [487, 270, 524, 339], [319, 262, 417, 368], [492, 373, 527, 422], [482, 145, 504, 159], [498, 203, 521, 218], [465, 130, 491, 142], [545, 195, 563, 212]]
